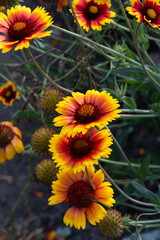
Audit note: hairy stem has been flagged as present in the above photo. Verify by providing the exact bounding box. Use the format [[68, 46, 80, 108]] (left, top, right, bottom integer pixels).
[[135, 22, 160, 88], [27, 49, 72, 94], [98, 162, 160, 208]]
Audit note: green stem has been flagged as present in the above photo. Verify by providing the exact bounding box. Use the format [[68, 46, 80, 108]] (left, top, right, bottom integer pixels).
[[54, 62, 81, 82], [61, 10, 73, 32], [9, 157, 33, 240], [9, 181, 30, 240], [135, 23, 160, 88], [27, 49, 72, 94], [120, 113, 158, 118], [117, 201, 158, 212], [0, 60, 16, 84], [99, 158, 160, 169], [98, 162, 160, 208], [120, 109, 153, 113], [117, 0, 133, 36], [143, 50, 159, 72], [85, 167, 95, 190], [105, 126, 139, 177], [111, 21, 130, 32], [68, 0, 86, 36], [131, 218, 160, 225], [51, 24, 142, 67]]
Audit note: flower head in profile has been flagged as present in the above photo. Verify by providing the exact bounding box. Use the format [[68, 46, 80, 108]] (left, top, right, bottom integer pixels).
[[54, 90, 121, 137], [0, 5, 53, 53], [48, 166, 115, 229], [49, 128, 113, 173], [126, 0, 160, 29], [41, 0, 68, 12], [0, 81, 19, 106], [0, 121, 24, 163], [71, 0, 116, 31]]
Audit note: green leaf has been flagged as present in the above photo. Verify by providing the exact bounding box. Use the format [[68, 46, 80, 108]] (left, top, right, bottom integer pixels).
[[122, 96, 137, 109], [13, 110, 41, 120], [100, 61, 113, 83], [138, 156, 150, 181], [131, 181, 160, 205]]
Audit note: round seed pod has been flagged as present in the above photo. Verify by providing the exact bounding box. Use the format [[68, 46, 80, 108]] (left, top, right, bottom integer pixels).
[[35, 159, 59, 185], [98, 209, 124, 239], [40, 89, 64, 115], [31, 127, 57, 157]]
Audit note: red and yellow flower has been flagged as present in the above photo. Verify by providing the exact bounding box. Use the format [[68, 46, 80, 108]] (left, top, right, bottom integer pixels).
[[0, 121, 24, 163], [54, 90, 121, 137], [126, 0, 160, 29], [0, 5, 53, 53], [49, 128, 113, 173], [71, 0, 116, 31], [42, 0, 68, 12], [0, 81, 19, 106], [48, 166, 115, 229], [0, 5, 4, 11]]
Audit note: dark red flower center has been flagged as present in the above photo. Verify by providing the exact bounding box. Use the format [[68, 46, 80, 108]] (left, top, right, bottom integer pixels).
[[69, 137, 93, 158], [83, 2, 100, 20], [0, 85, 16, 104], [8, 21, 33, 41], [74, 104, 100, 124], [67, 180, 94, 208], [0, 124, 14, 148]]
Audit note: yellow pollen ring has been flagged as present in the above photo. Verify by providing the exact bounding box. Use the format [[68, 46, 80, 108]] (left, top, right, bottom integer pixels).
[[147, 8, 157, 19], [5, 91, 11, 97], [78, 104, 95, 117], [13, 22, 26, 31], [89, 6, 98, 14]]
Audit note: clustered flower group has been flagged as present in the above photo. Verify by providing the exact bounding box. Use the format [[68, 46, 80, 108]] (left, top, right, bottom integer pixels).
[[1, 0, 159, 235], [0, 0, 160, 54], [48, 89, 121, 229]]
